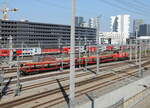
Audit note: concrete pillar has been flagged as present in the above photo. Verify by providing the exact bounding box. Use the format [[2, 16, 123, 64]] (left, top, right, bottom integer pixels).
[[69, 0, 76, 107]]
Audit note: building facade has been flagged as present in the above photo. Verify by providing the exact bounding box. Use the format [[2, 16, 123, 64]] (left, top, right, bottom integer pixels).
[[89, 17, 99, 28], [133, 19, 144, 37], [110, 14, 130, 44], [139, 24, 150, 36], [0, 20, 96, 48], [75, 16, 84, 27], [99, 32, 127, 45]]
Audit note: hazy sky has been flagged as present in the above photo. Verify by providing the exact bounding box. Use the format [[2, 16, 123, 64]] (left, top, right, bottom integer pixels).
[[0, 0, 150, 32]]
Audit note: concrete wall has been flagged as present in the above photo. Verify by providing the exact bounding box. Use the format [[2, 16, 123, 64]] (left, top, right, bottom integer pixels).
[[77, 74, 150, 108]]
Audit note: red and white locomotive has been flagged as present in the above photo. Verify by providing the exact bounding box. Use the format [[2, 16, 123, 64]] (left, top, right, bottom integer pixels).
[[0, 47, 41, 57]]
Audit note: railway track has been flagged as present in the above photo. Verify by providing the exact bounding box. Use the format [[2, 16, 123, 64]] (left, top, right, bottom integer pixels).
[[2, 59, 150, 96], [4, 59, 137, 96], [3, 57, 149, 80], [5, 58, 147, 86], [2, 60, 129, 80], [1, 56, 149, 75], [0, 69, 143, 108], [0, 59, 150, 108]]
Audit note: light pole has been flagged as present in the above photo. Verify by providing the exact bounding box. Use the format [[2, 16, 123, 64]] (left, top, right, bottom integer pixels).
[[129, 39, 132, 61], [9, 35, 13, 68], [135, 28, 138, 64], [21, 41, 24, 59], [145, 40, 147, 56], [0, 37, 2, 48], [78, 36, 81, 68], [58, 37, 63, 72], [15, 56, 22, 96], [139, 39, 142, 77], [84, 36, 87, 72], [60, 37, 64, 72], [69, 0, 76, 107], [96, 16, 100, 75], [0, 68, 4, 97]]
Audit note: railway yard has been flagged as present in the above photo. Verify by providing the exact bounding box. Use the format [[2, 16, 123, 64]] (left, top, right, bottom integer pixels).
[[1, 0, 150, 107], [0, 54, 150, 108], [0, 43, 150, 108], [0, 0, 150, 107]]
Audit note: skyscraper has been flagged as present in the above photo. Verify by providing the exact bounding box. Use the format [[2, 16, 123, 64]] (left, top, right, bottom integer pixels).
[[139, 24, 150, 36], [89, 17, 100, 28], [133, 19, 144, 36], [75, 16, 84, 27], [110, 14, 130, 44]]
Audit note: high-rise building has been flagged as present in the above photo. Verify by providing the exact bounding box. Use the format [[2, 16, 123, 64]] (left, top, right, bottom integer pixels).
[[75, 16, 84, 27], [110, 14, 130, 44], [89, 17, 99, 28], [139, 24, 150, 36], [82, 22, 89, 27], [133, 19, 144, 36]]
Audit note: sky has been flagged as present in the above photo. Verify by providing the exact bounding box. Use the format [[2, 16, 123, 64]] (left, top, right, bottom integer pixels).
[[0, 0, 150, 32]]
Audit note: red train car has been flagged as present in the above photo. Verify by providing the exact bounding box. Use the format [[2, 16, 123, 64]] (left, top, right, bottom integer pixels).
[[0, 49, 22, 57], [106, 45, 114, 51], [0, 49, 10, 56], [19, 52, 129, 75]]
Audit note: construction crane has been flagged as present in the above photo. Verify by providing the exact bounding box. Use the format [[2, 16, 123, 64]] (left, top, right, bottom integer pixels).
[[0, 0, 18, 20]]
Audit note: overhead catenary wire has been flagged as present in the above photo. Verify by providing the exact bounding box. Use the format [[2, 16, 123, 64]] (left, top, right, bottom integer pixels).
[[112, 0, 150, 15], [97, 0, 148, 17], [31, 0, 150, 26], [34, 0, 99, 16], [132, 0, 150, 11], [133, 0, 150, 10]]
